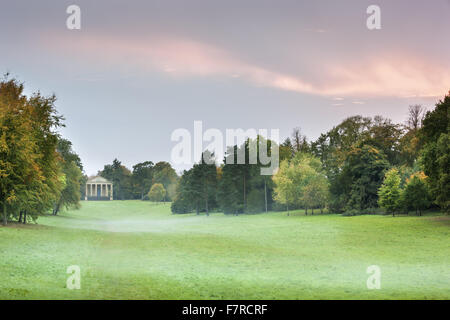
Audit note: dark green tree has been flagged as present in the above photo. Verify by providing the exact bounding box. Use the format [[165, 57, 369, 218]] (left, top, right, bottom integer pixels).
[[152, 161, 178, 201], [343, 145, 389, 211], [53, 138, 83, 215], [100, 159, 133, 200], [52, 162, 82, 215], [402, 175, 431, 215], [132, 161, 154, 200], [420, 92, 449, 213]]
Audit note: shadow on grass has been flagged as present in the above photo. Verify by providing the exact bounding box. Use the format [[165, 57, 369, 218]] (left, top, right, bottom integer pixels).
[[1, 222, 53, 230]]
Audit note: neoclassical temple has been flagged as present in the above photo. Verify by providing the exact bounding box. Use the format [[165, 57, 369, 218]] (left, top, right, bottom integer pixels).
[[85, 176, 113, 200]]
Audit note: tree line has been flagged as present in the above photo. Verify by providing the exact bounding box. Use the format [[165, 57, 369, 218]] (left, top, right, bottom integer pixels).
[[171, 92, 449, 216], [96, 159, 178, 201], [1, 74, 447, 222], [0, 76, 84, 225]]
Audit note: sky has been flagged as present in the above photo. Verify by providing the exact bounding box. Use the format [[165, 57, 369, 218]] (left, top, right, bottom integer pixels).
[[1, 0, 449, 175]]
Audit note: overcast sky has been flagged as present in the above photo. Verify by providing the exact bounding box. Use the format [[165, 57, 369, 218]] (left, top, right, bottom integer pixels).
[[1, 0, 449, 175]]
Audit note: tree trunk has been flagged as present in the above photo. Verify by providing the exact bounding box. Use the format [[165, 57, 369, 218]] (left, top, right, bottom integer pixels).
[[23, 211, 27, 224], [320, 207, 323, 214], [205, 196, 209, 216], [19, 211, 23, 223], [243, 175, 246, 213], [287, 204, 289, 216], [53, 200, 61, 216], [305, 207, 308, 215], [264, 179, 268, 213], [2, 204, 7, 226]]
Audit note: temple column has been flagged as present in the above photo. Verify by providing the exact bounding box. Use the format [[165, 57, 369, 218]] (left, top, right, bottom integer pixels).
[[85, 184, 88, 200], [110, 184, 113, 200]]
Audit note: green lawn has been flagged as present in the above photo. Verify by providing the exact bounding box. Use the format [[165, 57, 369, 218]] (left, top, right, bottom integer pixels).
[[0, 200, 449, 299]]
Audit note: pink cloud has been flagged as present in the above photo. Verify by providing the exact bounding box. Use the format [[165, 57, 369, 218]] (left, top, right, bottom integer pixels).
[[42, 32, 450, 98]]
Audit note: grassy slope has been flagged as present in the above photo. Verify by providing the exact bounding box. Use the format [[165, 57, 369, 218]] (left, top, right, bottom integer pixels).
[[0, 200, 449, 299]]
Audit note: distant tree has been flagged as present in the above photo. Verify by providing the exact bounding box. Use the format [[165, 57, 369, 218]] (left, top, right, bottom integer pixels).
[[217, 144, 251, 214], [216, 137, 277, 215], [365, 116, 403, 165], [420, 92, 449, 213], [279, 138, 294, 162], [291, 127, 309, 154], [402, 174, 431, 216], [396, 105, 427, 167], [406, 104, 425, 130], [171, 170, 196, 214], [378, 168, 402, 216], [343, 145, 390, 211], [100, 159, 133, 200], [398, 129, 421, 167], [132, 161, 154, 200], [148, 183, 166, 202], [434, 134, 450, 213], [166, 183, 178, 203], [217, 159, 243, 214], [152, 161, 178, 201], [272, 160, 297, 214], [53, 138, 83, 215], [302, 173, 329, 214], [311, 115, 373, 212], [273, 153, 328, 215], [194, 151, 218, 215]]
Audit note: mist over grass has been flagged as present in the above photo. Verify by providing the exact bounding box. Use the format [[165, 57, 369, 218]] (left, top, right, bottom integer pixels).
[[0, 201, 449, 299]]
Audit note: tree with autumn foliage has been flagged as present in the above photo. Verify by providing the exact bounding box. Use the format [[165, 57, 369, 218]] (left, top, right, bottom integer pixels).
[[0, 76, 66, 224]]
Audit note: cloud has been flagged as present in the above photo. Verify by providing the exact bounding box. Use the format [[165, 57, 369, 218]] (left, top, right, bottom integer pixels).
[[42, 32, 450, 98]]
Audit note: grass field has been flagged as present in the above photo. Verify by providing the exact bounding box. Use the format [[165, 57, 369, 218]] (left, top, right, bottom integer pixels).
[[0, 200, 449, 299]]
